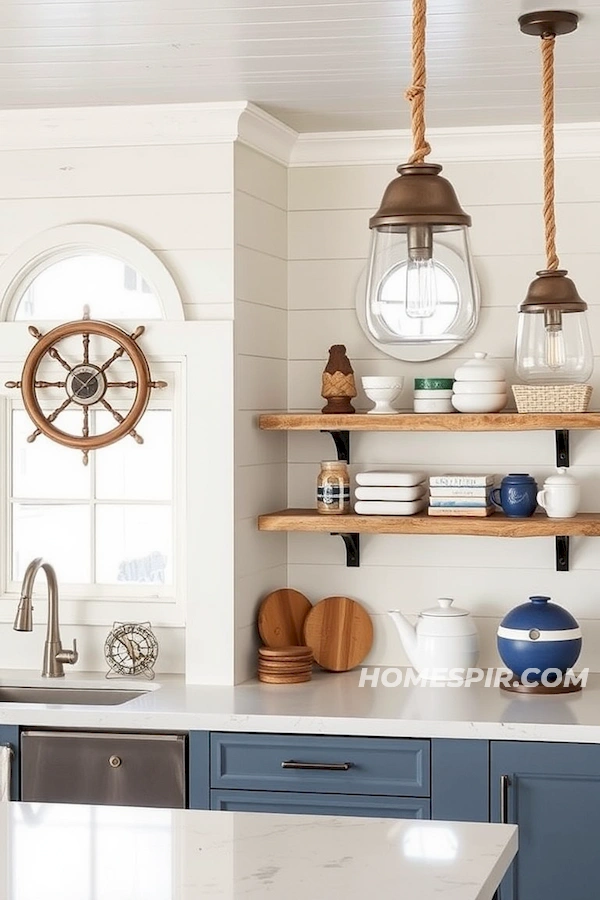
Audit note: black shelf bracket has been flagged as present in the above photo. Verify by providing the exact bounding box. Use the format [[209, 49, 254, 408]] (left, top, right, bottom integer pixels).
[[555, 535, 570, 572], [555, 430, 570, 467], [330, 532, 360, 567], [321, 429, 350, 463]]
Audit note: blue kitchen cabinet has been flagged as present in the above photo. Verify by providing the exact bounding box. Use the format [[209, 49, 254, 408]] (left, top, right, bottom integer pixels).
[[188, 732, 489, 820], [211, 789, 429, 817], [431, 739, 489, 822], [0, 725, 19, 800], [206, 732, 431, 818], [491, 741, 600, 900], [188, 731, 210, 809]]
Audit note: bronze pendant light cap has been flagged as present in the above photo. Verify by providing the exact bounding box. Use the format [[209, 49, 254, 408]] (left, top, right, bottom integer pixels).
[[369, 162, 472, 231], [518, 10, 578, 37], [519, 269, 588, 314]]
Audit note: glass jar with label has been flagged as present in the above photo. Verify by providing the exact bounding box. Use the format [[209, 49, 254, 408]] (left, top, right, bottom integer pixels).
[[317, 460, 350, 515]]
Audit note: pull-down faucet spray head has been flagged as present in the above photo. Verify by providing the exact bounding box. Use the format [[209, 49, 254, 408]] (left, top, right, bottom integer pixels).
[[13, 597, 33, 632]]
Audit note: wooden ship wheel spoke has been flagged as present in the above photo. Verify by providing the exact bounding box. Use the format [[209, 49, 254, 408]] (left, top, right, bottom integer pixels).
[[5, 317, 167, 464]]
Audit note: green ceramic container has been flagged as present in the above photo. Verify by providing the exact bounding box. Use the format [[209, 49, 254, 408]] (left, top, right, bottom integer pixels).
[[414, 378, 455, 391]]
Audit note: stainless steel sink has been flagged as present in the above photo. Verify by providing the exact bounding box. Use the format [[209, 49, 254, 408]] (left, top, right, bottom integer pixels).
[[0, 686, 147, 705]]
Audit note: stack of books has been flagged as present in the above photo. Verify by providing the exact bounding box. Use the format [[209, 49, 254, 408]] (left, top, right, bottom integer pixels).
[[428, 474, 495, 516]]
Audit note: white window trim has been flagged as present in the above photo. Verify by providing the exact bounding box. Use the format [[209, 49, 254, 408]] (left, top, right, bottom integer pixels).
[[0, 224, 184, 322], [0, 321, 235, 657]]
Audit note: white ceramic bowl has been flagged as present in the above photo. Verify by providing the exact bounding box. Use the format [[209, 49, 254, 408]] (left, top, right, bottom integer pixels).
[[361, 376, 404, 389], [362, 377, 404, 414], [452, 380, 507, 395], [413, 389, 454, 399], [451, 393, 508, 413], [414, 398, 455, 413]]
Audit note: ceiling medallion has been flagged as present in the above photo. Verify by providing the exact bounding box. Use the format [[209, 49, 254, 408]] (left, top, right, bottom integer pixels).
[[5, 311, 167, 464], [359, 0, 479, 362]]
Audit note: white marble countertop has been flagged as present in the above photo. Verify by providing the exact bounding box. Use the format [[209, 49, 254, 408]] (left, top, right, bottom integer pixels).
[[0, 668, 599, 742], [0, 802, 517, 900]]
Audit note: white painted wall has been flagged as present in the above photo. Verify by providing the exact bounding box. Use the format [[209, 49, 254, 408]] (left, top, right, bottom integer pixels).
[[233, 143, 288, 682], [287, 147, 600, 672]]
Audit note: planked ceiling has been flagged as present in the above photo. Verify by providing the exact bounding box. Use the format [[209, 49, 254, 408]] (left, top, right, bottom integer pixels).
[[1, 0, 600, 132]]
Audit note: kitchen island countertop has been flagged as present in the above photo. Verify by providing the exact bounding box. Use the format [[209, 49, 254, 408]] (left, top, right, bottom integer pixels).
[[0, 667, 598, 742], [1, 801, 517, 900]]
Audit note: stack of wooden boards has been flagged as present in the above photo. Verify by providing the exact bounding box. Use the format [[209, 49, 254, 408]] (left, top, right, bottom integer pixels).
[[256, 588, 373, 683], [257, 646, 314, 684]]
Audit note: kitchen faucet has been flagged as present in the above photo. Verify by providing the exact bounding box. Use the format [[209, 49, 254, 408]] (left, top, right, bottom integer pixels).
[[13, 558, 79, 677]]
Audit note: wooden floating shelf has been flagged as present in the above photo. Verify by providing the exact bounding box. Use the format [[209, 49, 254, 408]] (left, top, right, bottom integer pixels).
[[259, 412, 600, 432], [258, 509, 600, 538], [257, 412, 600, 568]]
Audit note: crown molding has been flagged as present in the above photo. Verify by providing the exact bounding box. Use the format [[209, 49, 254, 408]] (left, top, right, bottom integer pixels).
[[0, 100, 298, 164], [236, 103, 297, 166], [290, 123, 600, 167], [0, 102, 250, 150]]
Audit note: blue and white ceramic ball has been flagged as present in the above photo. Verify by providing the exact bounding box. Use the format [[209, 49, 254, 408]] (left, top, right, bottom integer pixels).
[[497, 595, 582, 680]]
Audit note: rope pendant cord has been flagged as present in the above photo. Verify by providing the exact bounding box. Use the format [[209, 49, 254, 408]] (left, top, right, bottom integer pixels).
[[541, 33, 559, 271], [405, 0, 431, 165]]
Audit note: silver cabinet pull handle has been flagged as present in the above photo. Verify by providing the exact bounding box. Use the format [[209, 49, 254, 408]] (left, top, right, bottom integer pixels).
[[108, 755, 122, 768], [281, 760, 352, 771], [500, 774, 511, 824]]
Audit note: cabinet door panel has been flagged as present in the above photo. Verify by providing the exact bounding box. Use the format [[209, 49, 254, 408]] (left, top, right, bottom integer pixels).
[[211, 733, 430, 796], [211, 790, 430, 818], [0, 725, 19, 800], [491, 741, 600, 900]]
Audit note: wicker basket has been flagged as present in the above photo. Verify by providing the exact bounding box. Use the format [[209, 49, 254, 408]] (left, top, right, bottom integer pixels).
[[512, 384, 592, 413]]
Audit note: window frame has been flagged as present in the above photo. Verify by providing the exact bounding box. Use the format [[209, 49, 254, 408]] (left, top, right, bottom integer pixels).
[[0, 224, 185, 323]]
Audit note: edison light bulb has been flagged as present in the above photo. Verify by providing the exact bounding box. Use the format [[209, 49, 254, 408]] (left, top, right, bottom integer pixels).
[[405, 225, 438, 318], [544, 308, 566, 370]]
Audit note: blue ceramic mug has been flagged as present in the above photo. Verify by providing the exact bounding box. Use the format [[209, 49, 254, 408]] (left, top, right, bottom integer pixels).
[[490, 473, 538, 518]]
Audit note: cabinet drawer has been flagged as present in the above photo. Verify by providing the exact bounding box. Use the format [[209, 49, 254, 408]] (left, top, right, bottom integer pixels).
[[211, 789, 429, 818], [210, 734, 430, 797]]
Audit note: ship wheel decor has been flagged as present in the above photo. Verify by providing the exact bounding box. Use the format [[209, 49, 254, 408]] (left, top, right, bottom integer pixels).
[[5, 314, 167, 464]]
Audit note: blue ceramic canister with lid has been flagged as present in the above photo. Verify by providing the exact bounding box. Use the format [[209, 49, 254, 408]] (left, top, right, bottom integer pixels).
[[497, 595, 582, 680]]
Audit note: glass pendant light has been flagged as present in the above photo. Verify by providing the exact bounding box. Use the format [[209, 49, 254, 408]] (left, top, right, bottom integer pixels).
[[364, 0, 479, 353], [515, 11, 593, 385]]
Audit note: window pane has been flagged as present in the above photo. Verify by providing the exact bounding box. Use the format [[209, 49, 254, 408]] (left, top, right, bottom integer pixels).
[[95, 411, 172, 501], [12, 504, 90, 582], [96, 506, 172, 585], [12, 410, 90, 499], [14, 254, 163, 321]]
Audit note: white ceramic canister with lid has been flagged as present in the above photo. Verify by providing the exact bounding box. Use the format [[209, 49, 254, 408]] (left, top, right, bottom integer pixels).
[[453, 352, 506, 383], [536, 467, 581, 518]]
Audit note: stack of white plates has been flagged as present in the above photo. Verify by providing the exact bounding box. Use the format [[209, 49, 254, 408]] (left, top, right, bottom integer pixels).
[[355, 471, 427, 515]]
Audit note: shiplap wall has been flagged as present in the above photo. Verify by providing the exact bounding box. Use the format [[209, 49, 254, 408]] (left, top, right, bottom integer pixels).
[[0, 112, 239, 676], [287, 155, 600, 671], [233, 143, 288, 682]]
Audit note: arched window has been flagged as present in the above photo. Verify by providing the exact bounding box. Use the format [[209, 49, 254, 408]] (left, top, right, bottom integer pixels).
[[0, 224, 184, 323]]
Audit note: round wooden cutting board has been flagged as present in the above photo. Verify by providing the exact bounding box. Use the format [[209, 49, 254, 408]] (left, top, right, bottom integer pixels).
[[258, 588, 312, 648], [303, 596, 373, 672]]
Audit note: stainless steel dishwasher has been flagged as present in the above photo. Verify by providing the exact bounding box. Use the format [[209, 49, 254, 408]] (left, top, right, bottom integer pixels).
[[21, 730, 187, 808]]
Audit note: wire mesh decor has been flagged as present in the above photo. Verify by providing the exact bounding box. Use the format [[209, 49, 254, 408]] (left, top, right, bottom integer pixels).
[[104, 621, 159, 680]]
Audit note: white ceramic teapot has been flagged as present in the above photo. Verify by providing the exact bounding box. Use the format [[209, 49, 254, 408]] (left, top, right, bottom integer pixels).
[[388, 598, 479, 681], [537, 467, 581, 518]]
